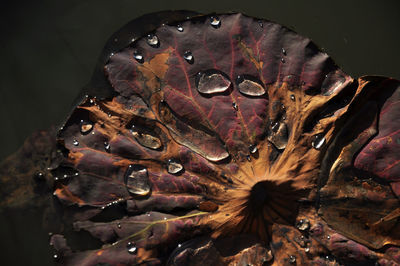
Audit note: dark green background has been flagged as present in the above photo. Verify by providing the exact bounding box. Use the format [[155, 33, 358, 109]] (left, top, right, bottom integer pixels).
[[0, 0, 399, 265]]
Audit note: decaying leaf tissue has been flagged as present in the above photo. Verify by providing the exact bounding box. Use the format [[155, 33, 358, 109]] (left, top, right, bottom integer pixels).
[[1, 12, 400, 265]]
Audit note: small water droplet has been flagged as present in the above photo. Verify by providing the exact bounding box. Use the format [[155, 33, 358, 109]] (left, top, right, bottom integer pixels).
[[210, 16, 221, 28], [34, 171, 45, 182], [177, 25, 184, 32], [163, 217, 167, 220], [305, 247, 310, 253], [147, 34, 159, 47], [131, 126, 162, 150], [125, 165, 151, 196], [281, 58, 286, 63], [296, 219, 310, 231], [232, 102, 238, 111], [147, 212, 151, 217], [311, 134, 326, 150], [117, 222, 121, 229], [167, 159, 184, 174], [282, 48, 287, 55], [53, 254, 59, 260], [326, 235, 331, 240], [80, 120, 93, 134], [127, 242, 137, 254], [289, 255, 296, 264], [268, 122, 288, 150], [104, 142, 110, 152], [258, 20, 263, 28], [196, 70, 231, 94], [271, 121, 279, 132], [249, 144, 258, 154], [178, 243, 182, 248], [183, 50, 194, 64], [290, 94, 295, 101], [246, 155, 251, 162], [73, 139, 79, 146], [236, 75, 265, 96], [133, 51, 144, 63]]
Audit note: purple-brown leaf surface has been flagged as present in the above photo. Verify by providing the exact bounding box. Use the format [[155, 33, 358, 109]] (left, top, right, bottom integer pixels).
[[43, 12, 400, 265]]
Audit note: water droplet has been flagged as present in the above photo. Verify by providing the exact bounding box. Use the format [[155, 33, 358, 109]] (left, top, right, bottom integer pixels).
[[125, 165, 151, 196], [104, 142, 110, 152], [271, 121, 279, 132], [281, 58, 286, 63], [290, 94, 295, 101], [289, 255, 296, 264], [34, 171, 45, 182], [183, 50, 194, 64], [73, 139, 79, 146], [53, 254, 59, 260], [249, 144, 258, 154], [178, 243, 182, 248], [163, 217, 167, 220], [177, 25, 184, 32], [146, 34, 159, 47], [296, 219, 310, 231], [258, 20, 263, 28], [131, 126, 162, 150], [246, 155, 251, 162], [196, 70, 231, 94], [127, 242, 137, 254], [281, 48, 287, 55], [232, 102, 238, 111], [326, 235, 331, 240], [305, 247, 310, 253], [268, 122, 288, 150], [167, 159, 184, 174], [133, 51, 144, 63], [311, 133, 326, 150], [210, 16, 221, 28], [117, 222, 121, 229], [236, 75, 265, 96], [80, 120, 93, 134]]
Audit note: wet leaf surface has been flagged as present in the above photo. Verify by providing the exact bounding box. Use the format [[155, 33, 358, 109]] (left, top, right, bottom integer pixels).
[[2, 11, 399, 266]]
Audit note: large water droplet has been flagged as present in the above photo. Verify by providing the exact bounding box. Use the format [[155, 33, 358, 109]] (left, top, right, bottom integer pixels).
[[210, 16, 221, 28], [177, 25, 184, 32], [133, 51, 144, 63], [146, 34, 159, 47], [196, 70, 231, 94], [73, 139, 79, 146], [131, 126, 162, 150], [127, 242, 137, 254], [311, 133, 326, 150], [183, 50, 194, 64], [268, 122, 288, 150], [236, 75, 266, 96], [125, 165, 151, 196], [167, 159, 184, 174], [80, 120, 93, 134]]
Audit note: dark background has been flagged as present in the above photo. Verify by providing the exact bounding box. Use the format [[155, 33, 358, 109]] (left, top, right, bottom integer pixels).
[[0, 0, 399, 161], [0, 0, 399, 265]]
